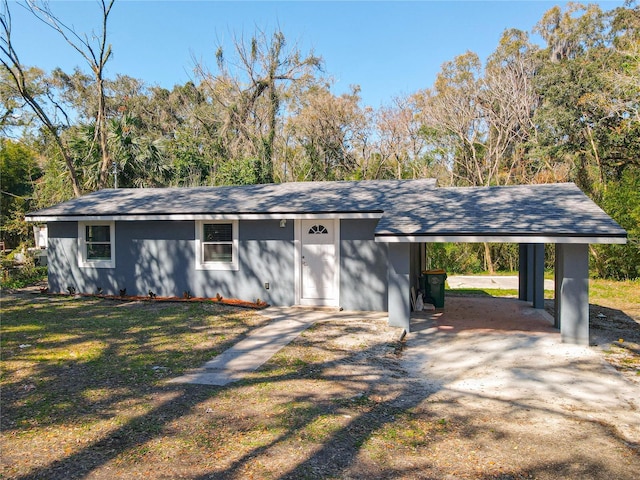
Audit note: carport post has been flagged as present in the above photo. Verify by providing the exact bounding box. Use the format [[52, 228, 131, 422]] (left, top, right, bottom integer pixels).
[[554, 247, 563, 329], [518, 244, 534, 302], [533, 244, 545, 309], [387, 243, 411, 333], [555, 243, 590, 345]]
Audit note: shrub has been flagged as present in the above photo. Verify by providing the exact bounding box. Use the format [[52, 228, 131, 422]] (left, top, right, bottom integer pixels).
[[1, 248, 48, 289]]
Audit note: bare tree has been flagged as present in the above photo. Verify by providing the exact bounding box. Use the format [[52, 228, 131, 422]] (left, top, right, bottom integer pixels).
[[375, 95, 430, 179], [197, 29, 322, 183], [24, 0, 115, 190], [415, 46, 540, 272], [0, 0, 82, 196], [285, 85, 365, 181], [419, 52, 487, 186], [482, 29, 539, 185]]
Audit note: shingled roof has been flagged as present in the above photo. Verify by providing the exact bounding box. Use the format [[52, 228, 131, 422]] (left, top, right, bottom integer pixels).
[[26, 179, 435, 216], [26, 179, 626, 243], [375, 183, 627, 241]]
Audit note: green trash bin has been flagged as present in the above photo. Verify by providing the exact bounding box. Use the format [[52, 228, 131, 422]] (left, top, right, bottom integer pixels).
[[421, 269, 447, 308]]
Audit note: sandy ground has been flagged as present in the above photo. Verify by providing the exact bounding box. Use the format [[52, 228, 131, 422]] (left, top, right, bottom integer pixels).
[[404, 297, 639, 442], [392, 296, 640, 477], [268, 296, 640, 479]]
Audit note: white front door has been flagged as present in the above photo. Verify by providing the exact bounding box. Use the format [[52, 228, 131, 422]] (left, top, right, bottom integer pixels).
[[299, 219, 339, 305]]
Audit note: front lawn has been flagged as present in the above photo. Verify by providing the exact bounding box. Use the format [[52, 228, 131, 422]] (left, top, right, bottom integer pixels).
[[0, 294, 271, 478], [2, 283, 639, 479]]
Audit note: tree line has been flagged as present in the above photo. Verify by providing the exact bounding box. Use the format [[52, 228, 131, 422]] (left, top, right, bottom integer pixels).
[[1, 0, 638, 279]]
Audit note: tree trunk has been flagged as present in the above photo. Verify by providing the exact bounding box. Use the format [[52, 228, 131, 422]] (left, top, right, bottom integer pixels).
[[14, 0, 115, 193], [0, 63, 83, 196], [484, 242, 495, 274], [589, 244, 603, 278], [586, 124, 605, 192], [57, 138, 83, 197], [263, 81, 277, 184], [24, 85, 82, 197], [97, 76, 111, 189]]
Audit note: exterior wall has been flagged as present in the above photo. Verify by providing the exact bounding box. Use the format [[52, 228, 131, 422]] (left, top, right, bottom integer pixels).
[[339, 219, 388, 311], [518, 244, 534, 302], [47, 220, 295, 305], [387, 242, 411, 331], [517, 243, 544, 308], [47, 222, 94, 294]]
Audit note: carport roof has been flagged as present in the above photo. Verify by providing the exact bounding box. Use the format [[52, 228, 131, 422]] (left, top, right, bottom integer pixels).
[[26, 179, 626, 244], [375, 183, 627, 243]]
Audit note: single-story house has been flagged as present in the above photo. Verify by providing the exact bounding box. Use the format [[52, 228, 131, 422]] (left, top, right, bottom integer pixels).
[[25, 179, 627, 345]]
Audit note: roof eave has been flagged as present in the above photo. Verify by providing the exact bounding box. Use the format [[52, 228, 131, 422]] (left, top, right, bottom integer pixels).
[[25, 211, 385, 222], [374, 233, 628, 244]]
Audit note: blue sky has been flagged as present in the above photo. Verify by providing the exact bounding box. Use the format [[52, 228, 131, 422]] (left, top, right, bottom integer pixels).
[[7, 0, 626, 108]]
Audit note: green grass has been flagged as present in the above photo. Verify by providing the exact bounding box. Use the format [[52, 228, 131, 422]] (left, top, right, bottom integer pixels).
[[445, 273, 639, 305], [2, 283, 638, 479], [1, 295, 267, 429], [363, 412, 457, 458], [589, 278, 640, 305], [299, 414, 346, 443]]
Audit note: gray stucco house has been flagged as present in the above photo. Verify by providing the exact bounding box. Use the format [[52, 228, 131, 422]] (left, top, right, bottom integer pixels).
[[26, 179, 627, 345]]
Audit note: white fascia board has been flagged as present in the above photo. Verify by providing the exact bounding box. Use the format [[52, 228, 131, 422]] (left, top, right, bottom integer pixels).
[[25, 212, 383, 222], [375, 234, 627, 245]]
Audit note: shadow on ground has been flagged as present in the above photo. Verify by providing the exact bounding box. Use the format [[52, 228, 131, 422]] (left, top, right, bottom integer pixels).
[[1, 293, 639, 479]]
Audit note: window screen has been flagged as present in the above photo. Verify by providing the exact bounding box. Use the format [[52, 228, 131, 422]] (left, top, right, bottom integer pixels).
[[203, 243, 233, 262]]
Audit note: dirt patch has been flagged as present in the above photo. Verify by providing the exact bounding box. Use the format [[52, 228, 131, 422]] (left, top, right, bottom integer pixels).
[[545, 298, 640, 384], [255, 297, 640, 480], [394, 297, 639, 479]]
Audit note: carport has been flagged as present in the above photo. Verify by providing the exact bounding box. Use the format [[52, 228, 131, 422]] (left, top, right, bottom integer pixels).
[[377, 183, 627, 345]]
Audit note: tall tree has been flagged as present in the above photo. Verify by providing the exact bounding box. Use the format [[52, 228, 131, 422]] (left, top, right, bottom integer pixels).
[[531, 2, 640, 195], [198, 29, 322, 183], [24, 0, 115, 190], [0, 139, 41, 247], [285, 85, 364, 181], [375, 95, 431, 180], [534, 2, 608, 63], [482, 29, 539, 185], [0, 0, 81, 196], [418, 51, 488, 186]]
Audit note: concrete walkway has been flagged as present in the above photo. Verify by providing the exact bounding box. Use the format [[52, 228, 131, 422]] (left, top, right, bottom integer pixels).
[[168, 307, 333, 386]]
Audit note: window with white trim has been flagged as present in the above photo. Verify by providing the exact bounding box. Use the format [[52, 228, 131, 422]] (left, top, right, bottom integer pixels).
[[195, 220, 238, 270], [78, 221, 115, 268]]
